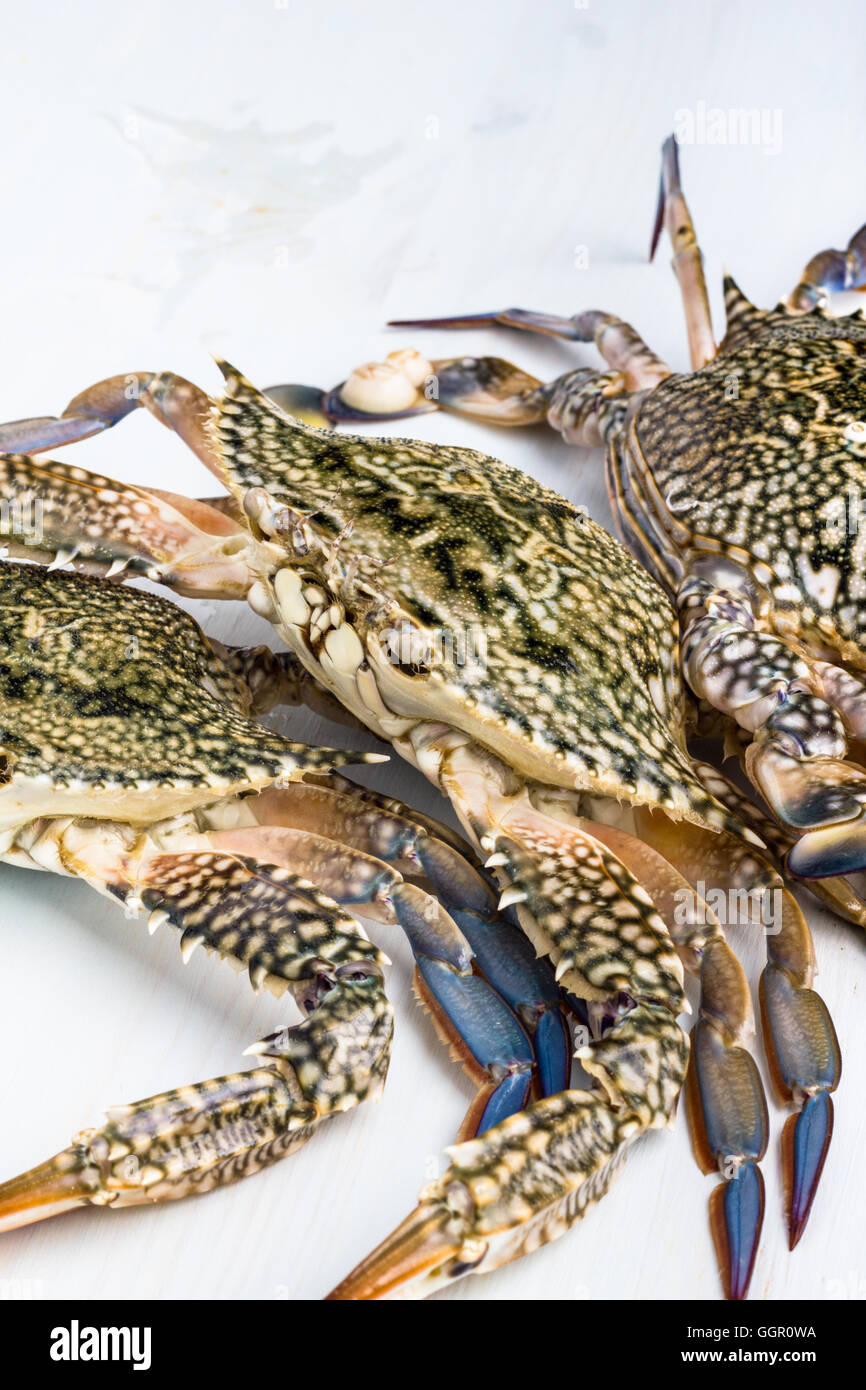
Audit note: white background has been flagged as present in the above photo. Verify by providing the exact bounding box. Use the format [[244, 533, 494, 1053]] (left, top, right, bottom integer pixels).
[[1, 0, 864, 1302]]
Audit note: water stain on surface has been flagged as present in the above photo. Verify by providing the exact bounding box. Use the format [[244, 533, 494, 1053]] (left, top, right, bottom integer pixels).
[[106, 108, 400, 298]]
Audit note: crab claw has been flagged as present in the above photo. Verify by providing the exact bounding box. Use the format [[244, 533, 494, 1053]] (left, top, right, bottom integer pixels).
[[737, 681, 866, 877], [326, 1198, 472, 1301], [0, 1144, 100, 1232], [749, 742, 866, 878], [263, 353, 442, 426]]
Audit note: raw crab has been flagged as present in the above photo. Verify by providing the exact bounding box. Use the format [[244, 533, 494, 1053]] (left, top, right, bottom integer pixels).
[[0, 559, 574, 1240], [307, 137, 866, 917], [0, 351, 841, 1301]]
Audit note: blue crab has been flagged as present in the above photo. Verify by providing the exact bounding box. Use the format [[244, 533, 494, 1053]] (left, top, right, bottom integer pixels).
[[0, 559, 575, 1248], [0, 327, 842, 1298]]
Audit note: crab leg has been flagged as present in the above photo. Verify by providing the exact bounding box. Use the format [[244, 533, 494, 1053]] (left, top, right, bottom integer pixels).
[[679, 567, 866, 877], [0, 453, 251, 598], [289, 308, 668, 440], [0, 786, 572, 1233], [761, 896, 842, 1248], [0, 371, 217, 470], [636, 808, 841, 1259], [649, 134, 717, 369], [206, 782, 572, 1123], [0, 824, 392, 1230], [324, 734, 692, 1299], [388, 307, 671, 392]]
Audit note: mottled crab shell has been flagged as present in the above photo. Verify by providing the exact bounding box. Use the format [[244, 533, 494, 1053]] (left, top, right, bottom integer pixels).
[[0, 561, 348, 829], [212, 364, 734, 832], [632, 294, 866, 665]]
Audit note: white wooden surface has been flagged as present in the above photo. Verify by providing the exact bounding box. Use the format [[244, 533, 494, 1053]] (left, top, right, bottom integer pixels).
[[1, 0, 865, 1302]]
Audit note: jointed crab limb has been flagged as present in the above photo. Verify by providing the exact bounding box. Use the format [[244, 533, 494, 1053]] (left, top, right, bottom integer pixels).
[[390, 307, 672, 392], [0, 828, 393, 1231], [0, 372, 218, 476], [206, 781, 573, 1128], [293, 312, 666, 441], [327, 1031, 680, 1301], [636, 807, 841, 1260], [322, 733, 701, 1299], [678, 568, 866, 878], [760, 902, 842, 1248], [0, 786, 570, 1228], [0, 452, 251, 598], [648, 134, 716, 369]]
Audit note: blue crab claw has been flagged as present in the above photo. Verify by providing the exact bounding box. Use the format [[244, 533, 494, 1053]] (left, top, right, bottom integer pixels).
[[759, 898, 841, 1249], [748, 742, 866, 878]]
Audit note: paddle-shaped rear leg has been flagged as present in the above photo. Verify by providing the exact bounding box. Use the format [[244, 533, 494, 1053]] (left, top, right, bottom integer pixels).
[[637, 806, 841, 1278]]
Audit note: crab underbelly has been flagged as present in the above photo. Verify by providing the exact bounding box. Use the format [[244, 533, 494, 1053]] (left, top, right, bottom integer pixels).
[[0, 774, 286, 834]]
